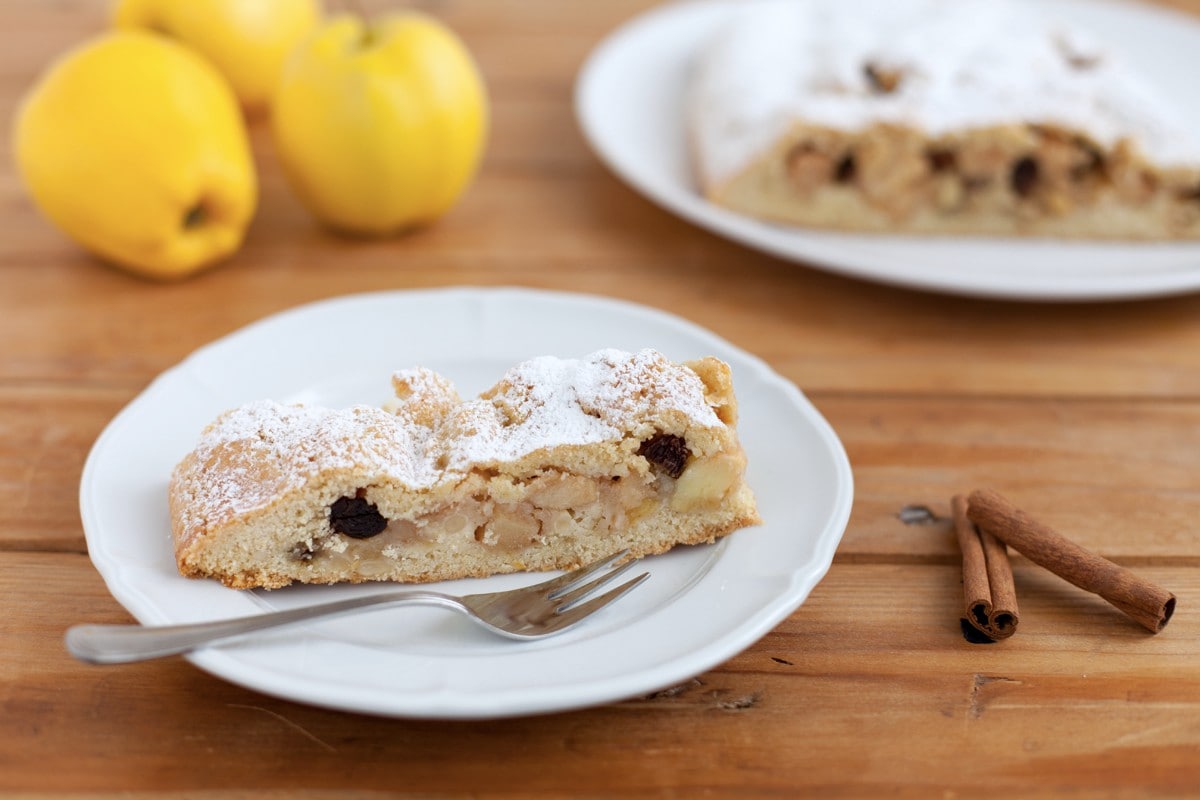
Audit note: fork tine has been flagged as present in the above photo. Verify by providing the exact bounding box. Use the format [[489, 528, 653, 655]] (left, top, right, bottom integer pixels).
[[544, 572, 650, 632], [526, 548, 630, 599], [551, 558, 639, 609]]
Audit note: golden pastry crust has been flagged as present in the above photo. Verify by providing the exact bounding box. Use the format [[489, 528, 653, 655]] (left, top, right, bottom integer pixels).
[[169, 349, 761, 589]]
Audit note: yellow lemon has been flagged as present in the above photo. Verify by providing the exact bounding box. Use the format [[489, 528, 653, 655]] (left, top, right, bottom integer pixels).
[[113, 0, 322, 113], [13, 31, 256, 280], [272, 12, 488, 236]]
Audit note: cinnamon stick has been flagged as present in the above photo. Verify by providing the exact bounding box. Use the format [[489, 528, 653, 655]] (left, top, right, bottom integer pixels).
[[952, 495, 1019, 640], [967, 489, 1175, 633]]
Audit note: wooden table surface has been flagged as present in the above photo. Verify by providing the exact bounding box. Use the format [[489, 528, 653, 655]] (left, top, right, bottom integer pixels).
[[4, 0, 1200, 796]]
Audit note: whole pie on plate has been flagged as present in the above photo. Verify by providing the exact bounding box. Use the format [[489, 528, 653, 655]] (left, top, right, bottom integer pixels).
[[689, 0, 1200, 239]]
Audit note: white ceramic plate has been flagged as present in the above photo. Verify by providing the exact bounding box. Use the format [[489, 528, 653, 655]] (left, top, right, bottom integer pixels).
[[79, 288, 852, 719], [575, 0, 1200, 301]]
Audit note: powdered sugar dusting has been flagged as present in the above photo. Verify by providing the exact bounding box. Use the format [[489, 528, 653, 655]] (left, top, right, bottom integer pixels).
[[173, 401, 437, 533], [387, 366, 460, 429], [174, 351, 729, 531], [691, 0, 1200, 185], [442, 348, 723, 470], [391, 366, 457, 404]]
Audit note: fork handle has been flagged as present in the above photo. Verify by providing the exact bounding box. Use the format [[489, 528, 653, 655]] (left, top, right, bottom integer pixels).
[[65, 590, 462, 664]]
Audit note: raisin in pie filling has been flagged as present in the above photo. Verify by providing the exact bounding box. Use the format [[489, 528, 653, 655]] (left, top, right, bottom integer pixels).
[[169, 350, 760, 589]]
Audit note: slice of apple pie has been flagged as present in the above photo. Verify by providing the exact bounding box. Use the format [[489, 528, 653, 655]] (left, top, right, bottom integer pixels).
[[689, 0, 1200, 240], [169, 349, 760, 589]]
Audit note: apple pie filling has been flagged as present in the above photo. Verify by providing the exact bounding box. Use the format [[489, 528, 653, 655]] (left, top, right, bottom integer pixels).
[[780, 123, 1200, 223], [295, 439, 746, 578]]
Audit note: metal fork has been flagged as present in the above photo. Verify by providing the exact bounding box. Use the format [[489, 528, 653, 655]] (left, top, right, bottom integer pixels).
[[65, 549, 648, 664]]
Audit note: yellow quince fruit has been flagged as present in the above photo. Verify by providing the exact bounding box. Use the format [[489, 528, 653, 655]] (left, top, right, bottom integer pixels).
[[272, 12, 488, 236], [13, 31, 256, 280], [113, 0, 322, 112]]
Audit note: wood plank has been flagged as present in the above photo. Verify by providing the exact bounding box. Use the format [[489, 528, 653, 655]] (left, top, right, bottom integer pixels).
[[3, 552, 1196, 794], [826, 395, 1200, 561], [7, 197, 1200, 397], [0, 386, 128, 551]]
